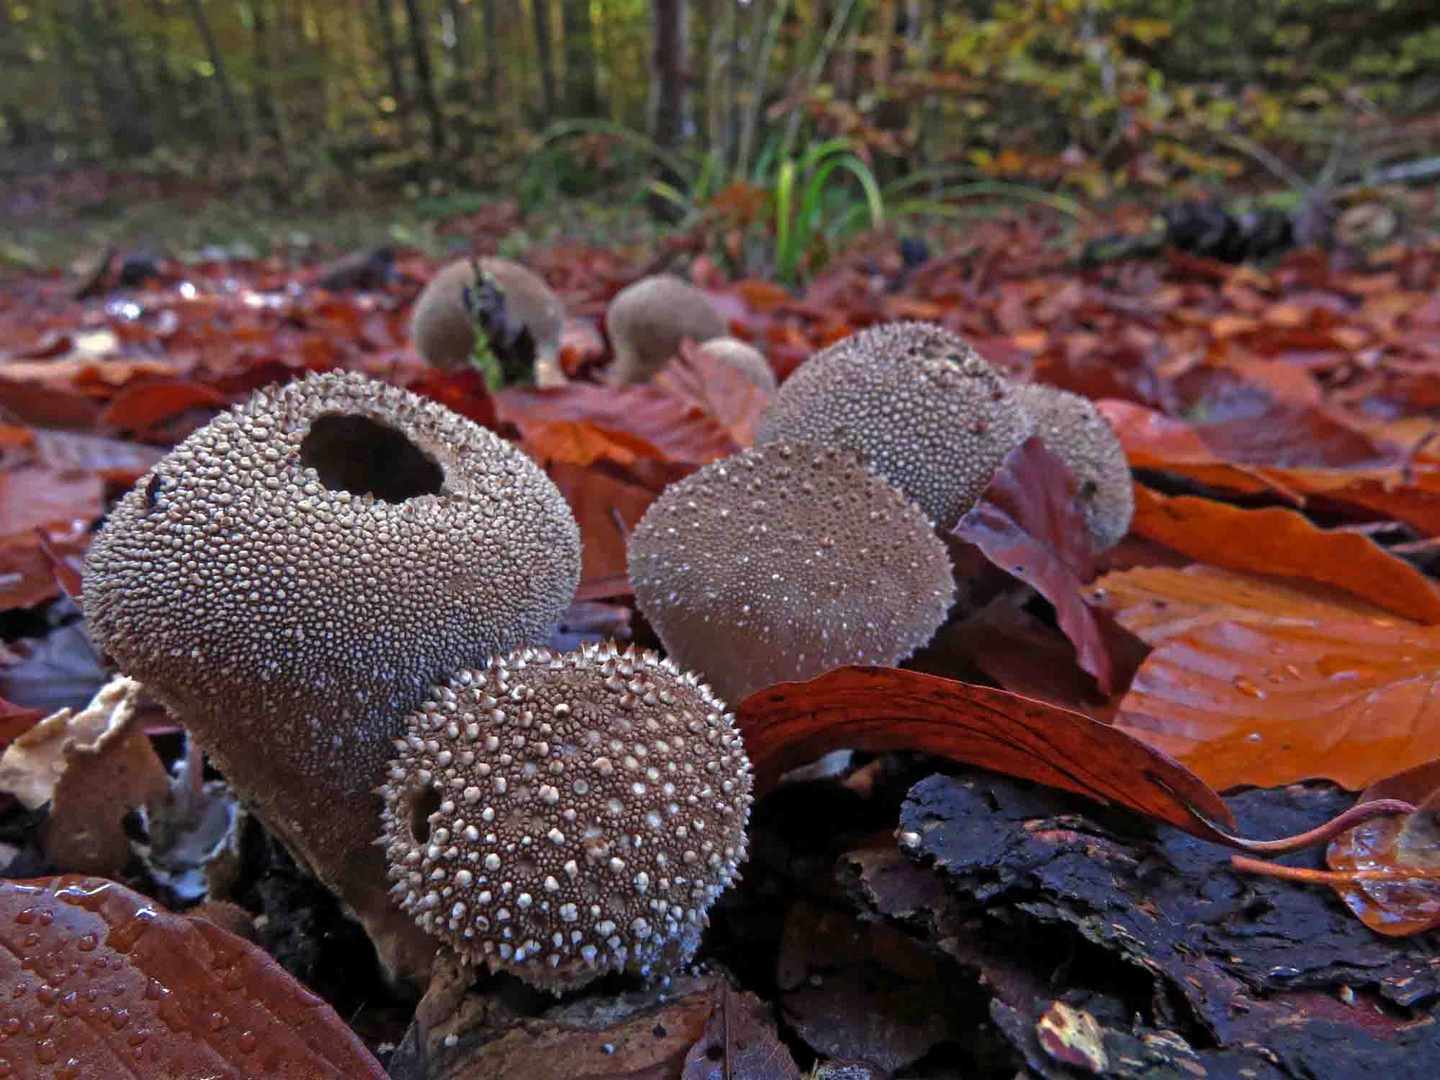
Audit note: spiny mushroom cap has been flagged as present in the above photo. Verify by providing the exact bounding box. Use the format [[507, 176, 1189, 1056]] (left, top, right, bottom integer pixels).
[[410, 257, 567, 385], [380, 642, 752, 992], [693, 337, 777, 393], [606, 275, 728, 385], [1013, 383, 1134, 550], [83, 370, 581, 978], [628, 441, 956, 704], [756, 322, 1033, 530]]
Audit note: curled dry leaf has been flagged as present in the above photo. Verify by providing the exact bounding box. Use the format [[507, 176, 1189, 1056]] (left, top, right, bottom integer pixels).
[[0, 676, 169, 875], [1098, 564, 1440, 791], [1130, 484, 1440, 624], [950, 437, 1139, 695], [735, 665, 1238, 841], [0, 875, 385, 1078], [1326, 760, 1440, 936]]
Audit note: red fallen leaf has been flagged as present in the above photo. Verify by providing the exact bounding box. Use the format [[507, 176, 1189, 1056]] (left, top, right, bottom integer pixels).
[[653, 342, 773, 448], [0, 876, 385, 1077], [406, 368, 499, 430], [97, 379, 229, 434], [520, 419, 666, 468], [1097, 564, 1440, 791], [950, 438, 1139, 696], [0, 695, 44, 744], [1325, 760, 1440, 936], [549, 459, 694, 584], [0, 466, 104, 537], [1130, 485, 1440, 624], [735, 665, 1240, 842], [0, 524, 88, 613]]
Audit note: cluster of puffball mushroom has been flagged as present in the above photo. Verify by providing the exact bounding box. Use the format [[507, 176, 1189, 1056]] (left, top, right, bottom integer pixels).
[[81, 261, 1131, 998]]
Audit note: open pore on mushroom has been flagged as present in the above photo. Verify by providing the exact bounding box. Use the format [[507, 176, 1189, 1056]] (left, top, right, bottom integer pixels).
[[627, 440, 956, 703], [756, 321, 1033, 531], [83, 369, 581, 983], [380, 642, 753, 992]]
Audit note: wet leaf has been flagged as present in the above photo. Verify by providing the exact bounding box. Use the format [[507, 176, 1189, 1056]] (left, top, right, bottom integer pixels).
[[97, 379, 229, 435], [0, 875, 385, 1077], [1130, 484, 1440, 623], [735, 665, 1238, 840], [951, 437, 1139, 695], [1098, 565, 1440, 790]]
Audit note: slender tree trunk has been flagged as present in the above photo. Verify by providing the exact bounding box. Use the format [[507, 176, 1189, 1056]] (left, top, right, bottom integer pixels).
[[371, 0, 412, 135], [651, 0, 687, 148], [250, 0, 289, 155], [531, 0, 558, 118], [186, 0, 250, 147], [559, 0, 599, 116], [482, 0, 502, 103], [444, 0, 471, 75], [401, 0, 446, 151]]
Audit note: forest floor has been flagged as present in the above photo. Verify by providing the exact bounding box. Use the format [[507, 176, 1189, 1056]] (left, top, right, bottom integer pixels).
[[1, 178, 1439, 1078]]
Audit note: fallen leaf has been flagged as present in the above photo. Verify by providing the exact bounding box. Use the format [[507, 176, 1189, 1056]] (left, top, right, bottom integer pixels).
[[654, 343, 773, 448], [1327, 760, 1440, 936], [735, 665, 1238, 840], [98, 379, 229, 434], [1129, 484, 1440, 623], [0, 466, 103, 537], [519, 419, 666, 468], [681, 982, 800, 1080], [0, 875, 385, 1077], [1097, 564, 1440, 790], [951, 437, 1139, 695]]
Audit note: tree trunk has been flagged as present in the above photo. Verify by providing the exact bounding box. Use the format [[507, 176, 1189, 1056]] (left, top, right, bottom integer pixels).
[[650, 0, 687, 149], [482, 0, 502, 103], [531, 0, 558, 118], [250, 0, 289, 155], [401, 0, 446, 152], [79, 0, 156, 154], [185, 0, 250, 147], [445, 0, 472, 75], [559, 0, 599, 116], [370, 0, 411, 136]]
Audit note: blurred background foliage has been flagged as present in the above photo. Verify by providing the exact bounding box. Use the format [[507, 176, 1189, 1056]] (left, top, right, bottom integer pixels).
[[1, 0, 1437, 272]]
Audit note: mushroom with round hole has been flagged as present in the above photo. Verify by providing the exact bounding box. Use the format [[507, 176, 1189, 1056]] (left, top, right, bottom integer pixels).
[[379, 641, 752, 992], [82, 370, 582, 984], [627, 440, 956, 703]]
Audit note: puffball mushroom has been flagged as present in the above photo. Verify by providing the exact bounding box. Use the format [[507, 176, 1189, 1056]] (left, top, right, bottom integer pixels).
[[380, 642, 752, 992], [411, 257, 567, 387], [756, 321, 1033, 531], [1013, 383, 1134, 550], [628, 441, 956, 703], [692, 337, 777, 393], [606, 275, 728, 385], [83, 370, 582, 984]]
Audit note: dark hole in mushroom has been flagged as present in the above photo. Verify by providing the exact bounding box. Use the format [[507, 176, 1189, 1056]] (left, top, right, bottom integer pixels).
[[407, 785, 442, 845], [300, 413, 444, 503], [705, 1044, 723, 1061]]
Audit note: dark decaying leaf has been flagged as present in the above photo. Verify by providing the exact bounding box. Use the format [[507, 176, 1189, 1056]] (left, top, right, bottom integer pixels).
[[1327, 760, 1440, 936], [950, 437, 1139, 695], [735, 665, 1239, 840], [0, 875, 385, 1078], [1098, 564, 1440, 791], [680, 982, 800, 1080], [1129, 484, 1440, 623]]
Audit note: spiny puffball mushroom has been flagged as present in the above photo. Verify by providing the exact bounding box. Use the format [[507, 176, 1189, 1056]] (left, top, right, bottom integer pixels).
[[606, 274, 728, 385], [82, 370, 581, 982], [756, 322, 1033, 531], [692, 337, 777, 393], [1012, 382, 1134, 550], [411, 257, 567, 386], [379, 642, 752, 992], [627, 440, 956, 703]]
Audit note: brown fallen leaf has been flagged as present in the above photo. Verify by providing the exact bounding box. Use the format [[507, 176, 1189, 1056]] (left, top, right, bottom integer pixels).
[[951, 437, 1140, 695], [654, 343, 773, 448], [519, 418, 667, 468], [1129, 484, 1440, 624], [0, 676, 169, 875], [681, 982, 800, 1080], [735, 665, 1239, 840], [0, 875, 385, 1078], [1097, 564, 1440, 790]]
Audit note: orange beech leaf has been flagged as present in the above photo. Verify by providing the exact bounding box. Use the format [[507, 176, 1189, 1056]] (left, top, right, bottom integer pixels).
[[549, 459, 694, 585], [1326, 760, 1440, 936], [98, 379, 229, 434], [520, 419, 665, 468], [1096, 564, 1440, 791], [0, 876, 385, 1078], [735, 665, 1239, 841], [1129, 484, 1440, 624], [951, 438, 1139, 695], [652, 343, 773, 448], [0, 466, 104, 537]]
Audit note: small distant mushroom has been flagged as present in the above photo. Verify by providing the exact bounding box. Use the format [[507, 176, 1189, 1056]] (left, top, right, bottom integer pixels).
[[1012, 383, 1134, 550], [83, 370, 582, 983], [379, 642, 752, 992], [628, 441, 956, 703], [756, 322, 1033, 531], [692, 337, 777, 393], [411, 257, 567, 387], [605, 275, 728, 385]]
